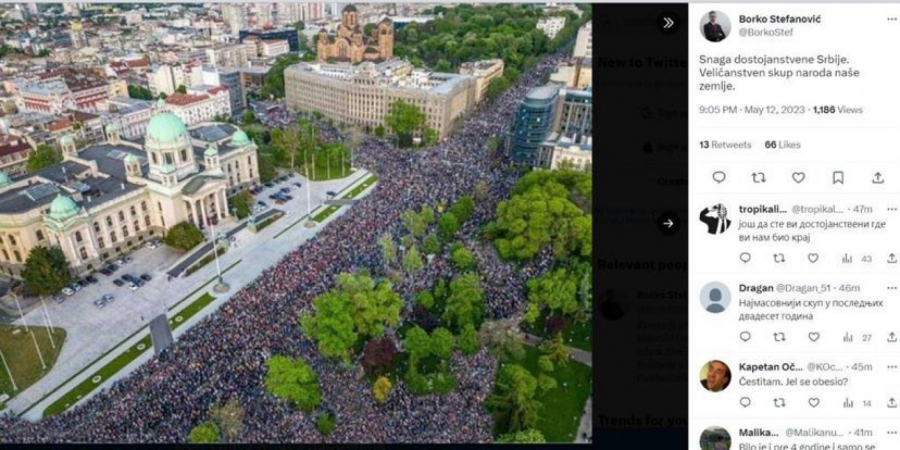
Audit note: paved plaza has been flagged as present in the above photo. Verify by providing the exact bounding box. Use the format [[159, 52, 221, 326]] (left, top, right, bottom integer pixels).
[[4, 170, 373, 418]]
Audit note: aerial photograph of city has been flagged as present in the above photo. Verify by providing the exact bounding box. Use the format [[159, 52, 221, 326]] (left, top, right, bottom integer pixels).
[[0, 2, 592, 444]]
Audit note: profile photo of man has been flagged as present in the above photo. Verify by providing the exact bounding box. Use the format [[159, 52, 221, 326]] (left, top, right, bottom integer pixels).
[[700, 360, 731, 392], [701, 11, 729, 43]]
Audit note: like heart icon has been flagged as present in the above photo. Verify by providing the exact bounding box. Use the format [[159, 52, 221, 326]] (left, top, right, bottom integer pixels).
[[793, 172, 806, 183], [809, 397, 820, 408], [808, 253, 819, 263], [809, 332, 820, 342]]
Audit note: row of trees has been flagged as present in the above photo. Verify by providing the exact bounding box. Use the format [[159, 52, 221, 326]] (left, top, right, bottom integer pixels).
[[248, 118, 355, 183]]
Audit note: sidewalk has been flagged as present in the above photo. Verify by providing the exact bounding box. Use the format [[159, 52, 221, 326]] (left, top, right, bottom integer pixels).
[[9, 171, 377, 421]]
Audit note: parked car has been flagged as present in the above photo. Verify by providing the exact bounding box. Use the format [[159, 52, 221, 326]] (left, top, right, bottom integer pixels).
[[257, 201, 267, 207], [93, 298, 106, 309], [102, 294, 114, 302], [85, 275, 99, 284], [264, 182, 274, 188], [133, 278, 145, 287], [326, 191, 337, 198], [99, 267, 112, 276], [112, 279, 124, 287], [115, 258, 126, 267], [122, 274, 137, 283], [106, 263, 119, 273], [293, 182, 303, 188], [53, 295, 66, 304], [62, 287, 75, 296], [69, 283, 82, 292], [124, 256, 133, 264], [127, 282, 138, 291], [140, 274, 152, 282], [280, 187, 291, 193]]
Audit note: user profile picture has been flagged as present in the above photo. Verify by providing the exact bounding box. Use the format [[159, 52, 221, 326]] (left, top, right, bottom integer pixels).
[[699, 203, 731, 235], [699, 360, 731, 393], [699, 282, 731, 313], [699, 426, 732, 450], [700, 10, 731, 43]]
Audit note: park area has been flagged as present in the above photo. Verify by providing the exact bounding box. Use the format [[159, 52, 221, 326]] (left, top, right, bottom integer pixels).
[[0, 324, 66, 408]]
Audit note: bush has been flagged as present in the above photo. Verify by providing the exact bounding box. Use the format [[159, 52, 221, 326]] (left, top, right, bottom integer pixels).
[[374, 125, 385, 137], [373, 376, 392, 404], [451, 246, 474, 271], [422, 233, 441, 255], [316, 411, 336, 435], [438, 212, 460, 242], [458, 323, 479, 355], [164, 222, 204, 251], [229, 191, 254, 219], [188, 421, 220, 443]]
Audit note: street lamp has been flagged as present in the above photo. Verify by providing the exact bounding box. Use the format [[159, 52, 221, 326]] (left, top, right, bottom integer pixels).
[[0, 348, 16, 391], [208, 217, 229, 293]]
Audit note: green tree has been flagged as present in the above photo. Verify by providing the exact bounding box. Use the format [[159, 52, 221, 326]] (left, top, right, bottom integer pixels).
[[421, 233, 441, 256], [416, 290, 434, 310], [208, 398, 244, 442], [316, 411, 336, 435], [228, 191, 254, 219], [526, 267, 579, 315], [451, 246, 474, 271], [270, 127, 302, 172], [438, 212, 460, 242], [300, 292, 358, 361], [491, 170, 592, 261], [487, 364, 541, 433], [457, 323, 479, 355], [448, 195, 475, 223], [496, 428, 546, 443], [401, 209, 427, 238], [403, 326, 432, 361], [374, 125, 385, 137], [264, 356, 322, 412], [22, 246, 72, 296], [127, 84, 153, 100], [163, 221, 204, 251], [176, 84, 187, 94], [188, 421, 220, 443], [431, 327, 454, 360], [260, 54, 301, 99], [541, 332, 570, 366], [27, 144, 62, 172], [378, 233, 398, 268], [443, 273, 484, 330], [373, 376, 392, 404], [474, 180, 489, 202], [402, 245, 423, 275], [537, 373, 558, 393], [484, 76, 510, 103], [243, 110, 255, 125], [300, 273, 402, 361], [384, 99, 427, 148], [420, 205, 436, 224]]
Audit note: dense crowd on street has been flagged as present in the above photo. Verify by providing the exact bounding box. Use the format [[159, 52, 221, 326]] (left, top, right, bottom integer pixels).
[[0, 51, 567, 443]]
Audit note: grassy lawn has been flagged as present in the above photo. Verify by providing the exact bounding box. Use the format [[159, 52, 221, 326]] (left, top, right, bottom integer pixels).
[[343, 175, 378, 200], [523, 312, 592, 352], [312, 205, 341, 223], [43, 293, 218, 418], [0, 324, 66, 403], [43, 334, 151, 417], [298, 158, 353, 181], [493, 346, 592, 443]]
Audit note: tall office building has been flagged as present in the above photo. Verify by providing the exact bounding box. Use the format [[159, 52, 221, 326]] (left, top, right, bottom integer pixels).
[[574, 20, 592, 58], [507, 85, 561, 166]]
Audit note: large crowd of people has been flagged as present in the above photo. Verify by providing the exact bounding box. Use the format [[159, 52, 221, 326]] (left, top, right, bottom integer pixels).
[[0, 51, 568, 443]]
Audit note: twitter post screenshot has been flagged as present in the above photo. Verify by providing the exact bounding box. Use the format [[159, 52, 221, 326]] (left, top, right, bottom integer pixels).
[[690, 2, 900, 450]]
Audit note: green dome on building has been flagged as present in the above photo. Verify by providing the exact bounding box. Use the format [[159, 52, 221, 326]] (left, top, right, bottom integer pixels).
[[0, 171, 11, 188], [124, 154, 139, 164], [204, 146, 218, 157], [60, 135, 74, 146], [105, 122, 119, 133], [230, 129, 250, 147], [160, 164, 176, 175], [146, 112, 187, 144], [49, 194, 80, 220]]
